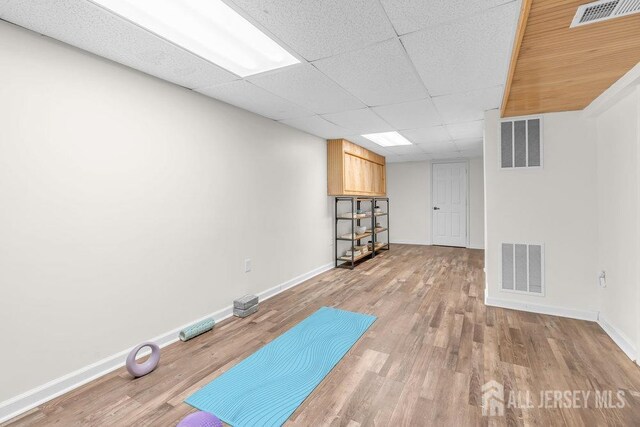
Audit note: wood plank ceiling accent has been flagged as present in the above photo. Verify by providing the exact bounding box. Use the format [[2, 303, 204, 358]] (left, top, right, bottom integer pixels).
[[501, 0, 640, 117]]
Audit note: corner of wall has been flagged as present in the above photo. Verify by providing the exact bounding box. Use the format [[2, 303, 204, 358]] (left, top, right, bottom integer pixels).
[[598, 314, 638, 362], [483, 108, 600, 321]]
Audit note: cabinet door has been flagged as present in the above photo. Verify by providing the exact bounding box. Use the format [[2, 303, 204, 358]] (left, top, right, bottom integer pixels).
[[344, 154, 364, 193], [361, 160, 375, 194], [372, 163, 385, 195], [343, 153, 385, 195]]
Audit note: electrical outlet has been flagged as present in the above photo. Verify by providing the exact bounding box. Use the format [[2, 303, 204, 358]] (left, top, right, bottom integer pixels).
[[244, 258, 252, 273]]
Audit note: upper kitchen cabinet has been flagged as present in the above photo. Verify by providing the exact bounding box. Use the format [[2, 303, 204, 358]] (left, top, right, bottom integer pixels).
[[327, 139, 386, 196]]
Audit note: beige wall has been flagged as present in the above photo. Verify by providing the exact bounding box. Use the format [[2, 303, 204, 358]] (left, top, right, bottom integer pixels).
[[595, 87, 640, 359], [0, 21, 333, 403], [386, 159, 484, 248], [483, 109, 600, 315]]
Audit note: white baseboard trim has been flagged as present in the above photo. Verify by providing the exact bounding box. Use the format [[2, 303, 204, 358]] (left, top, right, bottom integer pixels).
[[390, 240, 431, 246], [597, 315, 637, 362], [0, 262, 334, 424], [485, 296, 599, 322], [390, 241, 484, 250]]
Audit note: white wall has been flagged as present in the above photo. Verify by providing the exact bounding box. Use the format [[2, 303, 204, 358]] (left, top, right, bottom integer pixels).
[[469, 158, 485, 249], [484, 110, 600, 316], [386, 159, 484, 248], [0, 21, 333, 404], [595, 86, 640, 359], [484, 77, 640, 362], [386, 161, 431, 245]]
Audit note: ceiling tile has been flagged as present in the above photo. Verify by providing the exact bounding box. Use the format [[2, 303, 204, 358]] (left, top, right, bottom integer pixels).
[[343, 135, 395, 157], [405, 153, 432, 162], [248, 64, 365, 114], [400, 126, 451, 144], [401, 3, 519, 96], [387, 153, 432, 163], [454, 138, 483, 150], [385, 154, 405, 163], [228, 0, 396, 61], [0, 0, 238, 89], [430, 151, 464, 160], [446, 121, 484, 139], [197, 80, 312, 120], [385, 144, 425, 155], [313, 38, 428, 106], [372, 98, 442, 130], [459, 147, 484, 158], [343, 135, 380, 149], [0, 1, 9, 17], [279, 115, 347, 139], [380, 0, 515, 35], [322, 108, 393, 134], [432, 86, 503, 124], [417, 141, 459, 153]]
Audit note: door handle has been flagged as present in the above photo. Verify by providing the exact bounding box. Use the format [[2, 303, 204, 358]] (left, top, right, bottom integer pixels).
[[433, 207, 440, 210]]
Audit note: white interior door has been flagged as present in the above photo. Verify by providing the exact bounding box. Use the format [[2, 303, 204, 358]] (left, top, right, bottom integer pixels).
[[432, 162, 467, 247]]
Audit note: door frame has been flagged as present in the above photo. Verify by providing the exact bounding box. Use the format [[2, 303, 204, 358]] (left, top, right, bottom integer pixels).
[[430, 160, 470, 248]]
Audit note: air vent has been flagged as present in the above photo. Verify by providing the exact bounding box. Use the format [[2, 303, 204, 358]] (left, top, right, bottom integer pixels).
[[570, 0, 640, 27], [500, 117, 542, 169], [501, 243, 544, 295]]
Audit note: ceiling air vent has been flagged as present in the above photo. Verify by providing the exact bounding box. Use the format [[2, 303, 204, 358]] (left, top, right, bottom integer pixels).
[[571, 0, 640, 27]]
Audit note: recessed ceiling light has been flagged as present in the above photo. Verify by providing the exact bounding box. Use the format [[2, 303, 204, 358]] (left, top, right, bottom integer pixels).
[[90, 0, 300, 77], [362, 131, 412, 147]]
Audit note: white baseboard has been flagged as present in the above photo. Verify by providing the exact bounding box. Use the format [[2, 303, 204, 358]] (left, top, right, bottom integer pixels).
[[597, 315, 637, 362], [0, 262, 334, 424], [390, 240, 484, 250], [390, 240, 431, 246], [485, 296, 599, 322]]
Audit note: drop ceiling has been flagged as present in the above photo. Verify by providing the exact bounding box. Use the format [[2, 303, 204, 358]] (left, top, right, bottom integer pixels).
[[0, 0, 521, 163]]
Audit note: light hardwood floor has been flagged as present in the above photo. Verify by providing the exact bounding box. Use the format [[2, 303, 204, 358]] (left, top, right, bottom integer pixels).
[[5, 245, 640, 426]]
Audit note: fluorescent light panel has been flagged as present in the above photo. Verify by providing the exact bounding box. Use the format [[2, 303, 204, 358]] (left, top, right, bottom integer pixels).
[[91, 0, 299, 77], [362, 131, 412, 147]]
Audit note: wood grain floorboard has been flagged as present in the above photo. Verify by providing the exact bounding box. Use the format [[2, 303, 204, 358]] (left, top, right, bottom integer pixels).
[[3, 245, 640, 426]]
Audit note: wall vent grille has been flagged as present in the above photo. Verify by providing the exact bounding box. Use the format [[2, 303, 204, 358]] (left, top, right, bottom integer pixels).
[[501, 243, 544, 295], [500, 117, 542, 169], [571, 0, 640, 27]]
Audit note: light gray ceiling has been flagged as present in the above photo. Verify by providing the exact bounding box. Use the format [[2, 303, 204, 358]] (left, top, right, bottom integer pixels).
[[0, 0, 521, 163]]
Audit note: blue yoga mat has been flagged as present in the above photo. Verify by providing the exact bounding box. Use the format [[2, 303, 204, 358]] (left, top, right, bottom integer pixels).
[[185, 306, 376, 427]]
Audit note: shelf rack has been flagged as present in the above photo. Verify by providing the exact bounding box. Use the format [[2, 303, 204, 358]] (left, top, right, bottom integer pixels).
[[335, 196, 390, 269]]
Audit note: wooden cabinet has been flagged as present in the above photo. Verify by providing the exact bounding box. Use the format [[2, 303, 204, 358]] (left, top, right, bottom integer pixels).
[[327, 139, 386, 196]]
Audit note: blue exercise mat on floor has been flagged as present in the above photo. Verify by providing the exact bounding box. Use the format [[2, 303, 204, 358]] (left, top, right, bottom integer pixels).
[[185, 306, 376, 427]]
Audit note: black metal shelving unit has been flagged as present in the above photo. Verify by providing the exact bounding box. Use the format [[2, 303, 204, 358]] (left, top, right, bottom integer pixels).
[[335, 196, 390, 269]]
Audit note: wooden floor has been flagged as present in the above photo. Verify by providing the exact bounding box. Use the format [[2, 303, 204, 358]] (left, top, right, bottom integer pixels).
[[5, 245, 640, 426]]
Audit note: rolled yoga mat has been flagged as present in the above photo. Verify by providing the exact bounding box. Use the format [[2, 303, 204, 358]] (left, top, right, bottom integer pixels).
[[180, 318, 215, 342], [185, 306, 376, 427]]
